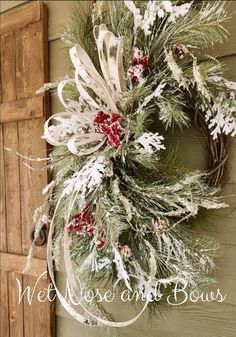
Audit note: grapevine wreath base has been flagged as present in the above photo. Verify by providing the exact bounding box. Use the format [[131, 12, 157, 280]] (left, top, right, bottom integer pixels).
[[23, 1, 236, 335]]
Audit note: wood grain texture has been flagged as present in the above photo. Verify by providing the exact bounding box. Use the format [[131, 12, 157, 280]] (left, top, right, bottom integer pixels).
[[1, 33, 16, 103], [8, 272, 24, 337], [3, 122, 22, 254], [16, 21, 45, 99], [0, 96, 44, 123], [0, 3, 54, 337], [0, 2, 41, 35], [0, 252, 47, 278], [18, 117, 48, 258], [0, 125, 7, 252], [23, 275, 55, 337], [0, 270, 10, 337]]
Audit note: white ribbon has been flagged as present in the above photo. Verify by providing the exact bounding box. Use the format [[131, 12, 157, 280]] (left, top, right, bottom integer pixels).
[[93, 24, 125, 96], [43, 111, 105, 155], [47, 192, 149, 328], [43, 25, 125, 156]]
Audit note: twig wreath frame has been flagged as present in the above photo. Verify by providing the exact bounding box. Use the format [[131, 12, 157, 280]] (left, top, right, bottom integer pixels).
[[194, 108, 230, 187]]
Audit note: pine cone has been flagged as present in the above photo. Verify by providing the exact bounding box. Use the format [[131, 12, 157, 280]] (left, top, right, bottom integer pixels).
[[120, 245, 132, 260], [154, 219, 167, 234], [171, 43, 189, 60]]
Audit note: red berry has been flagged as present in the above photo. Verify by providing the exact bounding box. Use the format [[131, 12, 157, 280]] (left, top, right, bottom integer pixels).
[[86, 226, 95, 236], [94, 111, 110, 124], [67, 223, 74, 232], [74, 213, 82, 221], [96, 238, 105, 249], [94, 111, 123, 149], [75, 225, 84, 234], [141, 56, 150, 68], [68, 205, 95, 234], [100, 124, 111, 135], [110, 113, 122, 123]]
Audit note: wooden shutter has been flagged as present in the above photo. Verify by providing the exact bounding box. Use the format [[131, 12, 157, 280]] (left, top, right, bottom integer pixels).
[[0, 3, 55, 337]]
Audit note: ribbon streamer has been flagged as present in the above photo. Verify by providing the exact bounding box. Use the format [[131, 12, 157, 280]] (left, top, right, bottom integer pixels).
[[46, 190, 149, 328]]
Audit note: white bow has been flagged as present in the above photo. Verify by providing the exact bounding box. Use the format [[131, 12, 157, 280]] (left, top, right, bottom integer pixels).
[[43, 25, 125, 155]]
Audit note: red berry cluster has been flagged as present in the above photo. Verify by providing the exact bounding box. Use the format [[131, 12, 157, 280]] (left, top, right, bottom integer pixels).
[[67, 205, 95, 235], [94, 111, 123, 148], [127, 48, 150, 83], [67, 205, 105, 249]]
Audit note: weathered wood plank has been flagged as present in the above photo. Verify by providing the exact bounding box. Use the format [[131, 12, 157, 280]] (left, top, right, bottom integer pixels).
[[1, 3, 54, 337], [0, 33, 16, 103], [0, 33, 2, 104], [18, 117, 48, 259], [8, 272, 24, 337], [15, 20, 45, 99], [23, 275, 55, 337], [0, 96, 44, 123], [3, 122, 22, 255], [0, 270, 9, 337], [0, 252, 48, 278], [0, 2, 41, 35], [0, 125, 7, 252], [0, 25, 21, 255]]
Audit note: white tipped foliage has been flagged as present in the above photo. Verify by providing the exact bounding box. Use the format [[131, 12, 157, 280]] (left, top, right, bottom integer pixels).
[[62, 155, 113, 203], [125, 1, 192, 36], [135, 132, 165, 153]]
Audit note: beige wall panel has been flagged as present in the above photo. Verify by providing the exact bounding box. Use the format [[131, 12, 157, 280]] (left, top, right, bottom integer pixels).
[[49, 38, 71, 114], [44, 1, 86, 41], [0, 1, 28, 13]]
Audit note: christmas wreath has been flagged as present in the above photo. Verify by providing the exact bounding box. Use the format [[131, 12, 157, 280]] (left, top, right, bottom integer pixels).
[[26, 0, 236, 334]]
